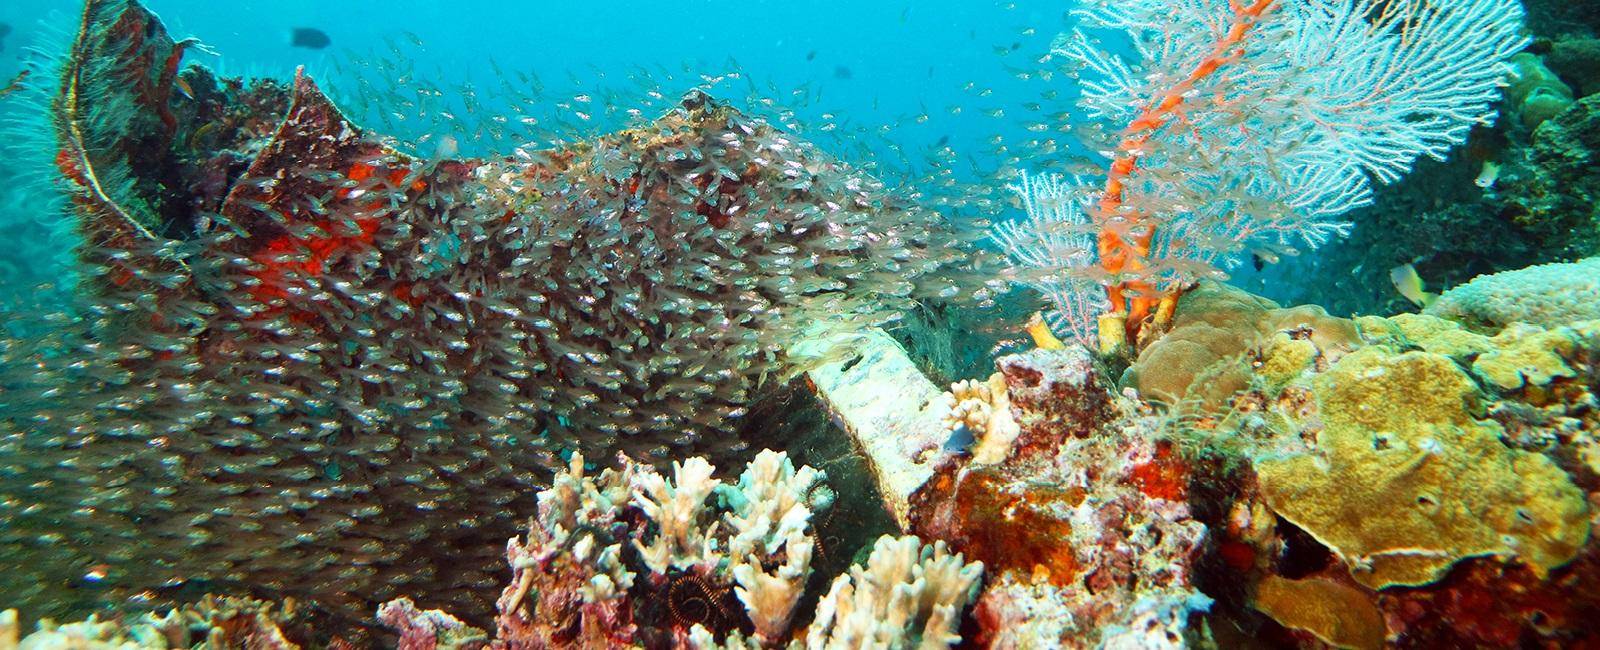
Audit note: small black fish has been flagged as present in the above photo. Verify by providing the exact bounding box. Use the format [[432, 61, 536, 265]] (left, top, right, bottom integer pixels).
[[290, 27, 331, 50], [935, 135, 950, 148], [833, 66, 852, 80], [1252, 253, 1266, 271], [806, 50, 817, 62], [0, 22, 11, 53]]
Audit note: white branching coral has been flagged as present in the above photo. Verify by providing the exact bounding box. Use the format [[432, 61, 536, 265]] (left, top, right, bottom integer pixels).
[[730, 533, 814, 645], [720, 450, 833, 643], [632, 457, 725, 574], [938, 373, 1020, 465], [805, 535, 985, 650], [723, 449, 833, 560]]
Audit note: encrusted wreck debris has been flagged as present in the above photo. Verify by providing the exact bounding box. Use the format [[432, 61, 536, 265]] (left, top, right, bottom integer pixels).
[[0, 0, 970, 634]]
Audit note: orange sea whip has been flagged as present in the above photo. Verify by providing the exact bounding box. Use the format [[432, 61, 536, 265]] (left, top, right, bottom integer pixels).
[[1094, 0, 1277, 349]]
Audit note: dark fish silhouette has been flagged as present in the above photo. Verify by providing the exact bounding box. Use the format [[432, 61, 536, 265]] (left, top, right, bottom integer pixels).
[[0, 22, 12, 53], [834, 65, 853, 80], [806, 49, 817, 62], [290, 27, 331, 50]]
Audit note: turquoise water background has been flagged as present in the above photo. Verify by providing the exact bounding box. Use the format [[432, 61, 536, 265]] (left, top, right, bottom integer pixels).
[[0, 1, 1297, 314], [0, 1, 1069, 167]]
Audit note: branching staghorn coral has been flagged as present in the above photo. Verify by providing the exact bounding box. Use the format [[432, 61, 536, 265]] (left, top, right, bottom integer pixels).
[[803, 535, 984, 650], [633, 457, 727, 575], [992, 0, 1528, 353], [379, 449, 851, 648], [721, 450, 833, 644]]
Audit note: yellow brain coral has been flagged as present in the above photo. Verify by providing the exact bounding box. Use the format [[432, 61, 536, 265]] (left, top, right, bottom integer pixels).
[[1256, 346, 1590, 589]]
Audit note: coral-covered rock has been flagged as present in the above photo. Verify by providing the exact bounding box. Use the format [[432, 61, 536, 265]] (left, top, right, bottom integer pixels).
[[997, 345, 1115, 454], [1425, 257, 1600, 331], [1378, 548, 1600, 647], [912, 345, 1211, 648], [1124, 282, 1360, 411], [1505, 52, 1575, 131], [1546, 37, 1600, 97], [376, 599, 488, 650], [1256, 346, 1590, 589]]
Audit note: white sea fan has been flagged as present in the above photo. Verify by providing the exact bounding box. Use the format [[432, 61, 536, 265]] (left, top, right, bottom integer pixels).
[[989, 171, 1108, 347], [1000, 0, 1528, 318]]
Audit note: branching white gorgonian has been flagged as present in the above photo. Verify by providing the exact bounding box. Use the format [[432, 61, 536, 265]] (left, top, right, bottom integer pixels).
[[990, 171, 1108, 346], [993, 0, 1527, 345]]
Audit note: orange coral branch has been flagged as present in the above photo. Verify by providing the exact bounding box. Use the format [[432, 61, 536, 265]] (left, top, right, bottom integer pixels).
[[1095, 0, 1277, 342]]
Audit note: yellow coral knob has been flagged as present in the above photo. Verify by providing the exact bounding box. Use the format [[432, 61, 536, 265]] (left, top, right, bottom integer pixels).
[[1026, 312, 1066, 351]]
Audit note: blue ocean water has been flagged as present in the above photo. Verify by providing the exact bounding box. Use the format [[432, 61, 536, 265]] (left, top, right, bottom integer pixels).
[[0, 1, 1064, 164], [0, 1, 1101, 313]]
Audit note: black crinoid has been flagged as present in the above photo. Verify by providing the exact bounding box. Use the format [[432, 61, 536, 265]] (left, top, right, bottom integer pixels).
[[0, 0, 969, 636]]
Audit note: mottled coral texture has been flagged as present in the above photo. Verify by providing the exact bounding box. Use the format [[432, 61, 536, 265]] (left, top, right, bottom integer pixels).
[[916, 346, 1211, 648], [1425, 256, 1600, 330], [1256, 345, 1590, 589]]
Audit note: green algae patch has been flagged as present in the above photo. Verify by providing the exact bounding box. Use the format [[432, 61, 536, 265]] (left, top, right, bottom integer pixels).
[[1256, 346, 1590, 589], [1253, 575, 1386, 650]]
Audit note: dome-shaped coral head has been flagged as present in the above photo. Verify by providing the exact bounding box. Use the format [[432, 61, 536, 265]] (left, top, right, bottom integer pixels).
[[0, 0, 969, 633]]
